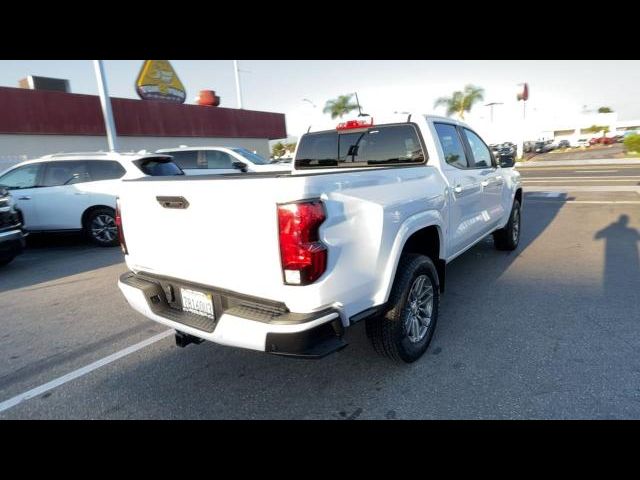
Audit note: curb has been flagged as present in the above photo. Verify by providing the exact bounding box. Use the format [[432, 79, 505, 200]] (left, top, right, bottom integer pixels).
[[516, 158, 640, 167]]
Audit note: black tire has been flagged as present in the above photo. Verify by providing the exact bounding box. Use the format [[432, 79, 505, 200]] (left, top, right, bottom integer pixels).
[[365, 254, 440, 363], [84, 208, 118, 247], [493, 199, 521, 251]]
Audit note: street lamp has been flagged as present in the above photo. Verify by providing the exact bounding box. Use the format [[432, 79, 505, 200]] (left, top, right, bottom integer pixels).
[[484, 102, 503, 123], [302, 98, 317, 108]]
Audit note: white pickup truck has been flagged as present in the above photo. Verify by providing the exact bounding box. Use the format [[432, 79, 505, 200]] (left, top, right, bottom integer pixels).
[[117, 114, 522, 363]]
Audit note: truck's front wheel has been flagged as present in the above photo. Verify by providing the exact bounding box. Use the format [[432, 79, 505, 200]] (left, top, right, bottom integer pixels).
[[493, 199, 521, 251], [366, 254, 439, 363]]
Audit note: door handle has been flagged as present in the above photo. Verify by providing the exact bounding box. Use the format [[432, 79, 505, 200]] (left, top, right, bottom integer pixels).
[[453, 185, 463, 195], [18, 196, 31, 200]]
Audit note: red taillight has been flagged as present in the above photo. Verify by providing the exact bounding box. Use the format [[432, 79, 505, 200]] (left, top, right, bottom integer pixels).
[[115, 197, 128, 255], [336, 118, 374, 130], [278, 200, 327, 285]]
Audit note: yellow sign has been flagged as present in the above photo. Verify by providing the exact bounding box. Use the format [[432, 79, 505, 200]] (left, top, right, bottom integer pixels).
[[135, 60, 186, 103]]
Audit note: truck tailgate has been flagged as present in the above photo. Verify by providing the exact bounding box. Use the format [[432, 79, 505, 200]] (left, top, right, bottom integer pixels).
[[119, 176, 291, 301]]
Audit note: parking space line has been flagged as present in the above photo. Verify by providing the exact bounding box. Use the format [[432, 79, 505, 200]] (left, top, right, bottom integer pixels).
[[0, 329, 173, 414]]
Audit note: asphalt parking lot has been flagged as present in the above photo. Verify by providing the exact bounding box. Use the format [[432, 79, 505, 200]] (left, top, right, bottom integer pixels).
[[1, 163, 640, 419]]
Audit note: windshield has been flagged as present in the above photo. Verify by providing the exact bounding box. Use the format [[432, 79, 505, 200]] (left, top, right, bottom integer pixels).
[[231, 148, 269, 165]]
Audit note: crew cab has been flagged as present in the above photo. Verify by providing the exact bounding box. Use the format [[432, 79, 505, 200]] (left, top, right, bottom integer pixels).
[[117, 114, 522, 363]]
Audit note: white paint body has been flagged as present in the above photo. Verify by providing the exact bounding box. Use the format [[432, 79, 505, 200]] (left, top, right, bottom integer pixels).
[[118, 114, 522, 352], [0, 152, 169, 231]]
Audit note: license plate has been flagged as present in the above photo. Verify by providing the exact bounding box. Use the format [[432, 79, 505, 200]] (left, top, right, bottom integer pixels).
[[180, 288, 215, 319]]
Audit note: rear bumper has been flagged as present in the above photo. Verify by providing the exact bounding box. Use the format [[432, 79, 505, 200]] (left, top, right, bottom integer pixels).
[[0, 228, 25, 260], [118, 271, 346, 358]]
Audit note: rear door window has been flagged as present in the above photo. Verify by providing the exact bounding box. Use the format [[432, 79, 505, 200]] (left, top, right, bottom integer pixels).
[[295, 124, 425, 169], [434, 123, 469, 169], [42, 161, 91, 187], [167, 151, 199, 169]]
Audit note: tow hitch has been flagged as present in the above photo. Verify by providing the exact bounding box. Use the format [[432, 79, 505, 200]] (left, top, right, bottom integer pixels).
[[175, 331, 204, 348]]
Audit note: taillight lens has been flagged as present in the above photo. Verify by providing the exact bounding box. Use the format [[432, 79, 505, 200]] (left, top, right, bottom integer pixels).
[[115, 197, 128, 255], [278, 200, 327, 285]]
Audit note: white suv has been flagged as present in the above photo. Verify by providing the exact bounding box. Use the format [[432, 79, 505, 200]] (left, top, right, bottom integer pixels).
[[0, 151, 182, 247], [156, 146, 291, 175]]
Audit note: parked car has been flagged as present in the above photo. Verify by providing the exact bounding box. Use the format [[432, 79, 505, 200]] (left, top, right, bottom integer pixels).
[[498, 142, 517, 157], [557, 140, 571, 149], [117, 114, 522, 363], [590, 136, 616, 145], [576, 138, 590, 148], [0, 186, 26, 266], [156, 146, 291, 175], [0, 152, 183, 247], [534, 141, 554, 153]]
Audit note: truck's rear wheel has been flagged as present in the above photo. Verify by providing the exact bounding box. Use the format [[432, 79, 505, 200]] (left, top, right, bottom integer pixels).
[[493, 199, 521, 251], [366, 254, 439, 363]]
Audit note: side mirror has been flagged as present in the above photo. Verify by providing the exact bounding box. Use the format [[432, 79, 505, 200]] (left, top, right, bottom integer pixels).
[[498, 155, 515, 168], [232, 161, 248, 173]]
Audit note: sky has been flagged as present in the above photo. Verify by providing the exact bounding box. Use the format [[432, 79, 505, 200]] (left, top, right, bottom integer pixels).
[[1, 60, 639, 145]]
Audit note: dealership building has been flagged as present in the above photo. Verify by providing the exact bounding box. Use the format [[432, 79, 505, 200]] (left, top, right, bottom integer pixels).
[[0, 85, 287, 171]]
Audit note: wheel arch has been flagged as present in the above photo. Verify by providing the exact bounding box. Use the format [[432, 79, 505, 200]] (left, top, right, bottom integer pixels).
[[81, 204, 115, 229], [374, 212, 446, 306]]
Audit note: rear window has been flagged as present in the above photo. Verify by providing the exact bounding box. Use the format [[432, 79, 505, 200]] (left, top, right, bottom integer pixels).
[[135, 157, 184, 176], [295, 124, 425, 169]]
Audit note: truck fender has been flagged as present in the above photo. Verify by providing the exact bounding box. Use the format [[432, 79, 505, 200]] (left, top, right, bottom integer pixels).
[[372, 210, 445, 306]]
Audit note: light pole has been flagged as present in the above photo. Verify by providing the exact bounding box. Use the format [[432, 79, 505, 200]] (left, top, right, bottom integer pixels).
[[93, 60, 118, 152], [302, 98, 317, 108], [233, 60, 243, 109]]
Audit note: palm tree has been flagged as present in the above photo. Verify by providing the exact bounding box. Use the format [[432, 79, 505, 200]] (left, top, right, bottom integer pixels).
[[597, 106, 613, 113], [323, 94, 359, 120], [433, 85, 485, 120]]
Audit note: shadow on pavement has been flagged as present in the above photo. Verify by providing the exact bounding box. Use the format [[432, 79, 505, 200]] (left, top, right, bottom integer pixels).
[[0, 232, 123, 293], [594, 214, 640, 301]]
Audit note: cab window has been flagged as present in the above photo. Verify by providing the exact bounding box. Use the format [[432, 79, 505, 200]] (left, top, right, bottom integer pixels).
[[463, 129, 493, 168], [168, 151, 199, 169], [205, 150, 235, 169], [434, 123, 469, 169]]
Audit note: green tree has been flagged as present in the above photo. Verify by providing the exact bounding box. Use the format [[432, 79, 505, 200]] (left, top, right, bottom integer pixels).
[[433, 84, 485, 120], [586, 125, 610, 137], [271, 141, 286, 158], [323, 94, 359, 119], [597, 106, 613, 113], [624, 134, 640, 153], [284, 142, 297, 154]]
